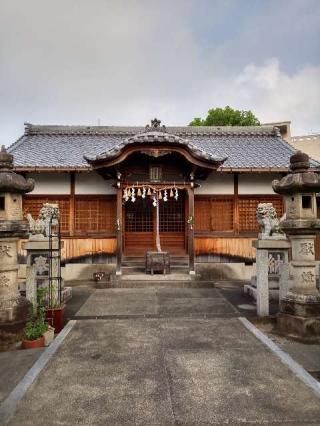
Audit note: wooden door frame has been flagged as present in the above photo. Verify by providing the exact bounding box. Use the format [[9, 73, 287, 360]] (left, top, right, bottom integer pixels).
[[118, 183, 194, 273], [187, 187, 195, 274]]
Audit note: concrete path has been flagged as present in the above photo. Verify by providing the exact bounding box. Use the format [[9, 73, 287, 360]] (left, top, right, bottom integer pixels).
[[0, 348, 44, 404], [7, 288, 320, 425]]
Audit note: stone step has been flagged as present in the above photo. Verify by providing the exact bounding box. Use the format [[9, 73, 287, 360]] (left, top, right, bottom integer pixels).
[[112, 280, 216, 288], [115, 272, 196, 281], [121, 266, 190, 275], [121, 260, 189, 267]]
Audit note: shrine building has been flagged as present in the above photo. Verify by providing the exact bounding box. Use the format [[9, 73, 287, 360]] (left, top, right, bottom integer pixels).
[[8, 119, 320, 278]]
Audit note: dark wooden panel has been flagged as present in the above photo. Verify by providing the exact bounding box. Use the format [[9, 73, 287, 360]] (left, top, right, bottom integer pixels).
[[124, 232, 154, 255], [160, 232, 186, 255], [195, 197, 233, 232]]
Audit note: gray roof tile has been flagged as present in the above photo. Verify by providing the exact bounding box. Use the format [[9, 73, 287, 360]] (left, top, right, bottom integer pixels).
[[8, 124, 320, 170]]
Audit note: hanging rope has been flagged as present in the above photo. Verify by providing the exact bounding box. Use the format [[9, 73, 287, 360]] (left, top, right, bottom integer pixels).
[[122, 183, 183, 253]]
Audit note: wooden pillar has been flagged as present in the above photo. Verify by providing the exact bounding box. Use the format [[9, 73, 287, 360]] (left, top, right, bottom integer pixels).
[[69, 172, 75, 236], [116, 186, 123, 275], [233, 173, 239, 234], [187, 187, 195, 274]]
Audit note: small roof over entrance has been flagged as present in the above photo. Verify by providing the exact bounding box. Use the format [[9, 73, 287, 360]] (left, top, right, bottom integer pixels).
[[84, 119, 227, 176]]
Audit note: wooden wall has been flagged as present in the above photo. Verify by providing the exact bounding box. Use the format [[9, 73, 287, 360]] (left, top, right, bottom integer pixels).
[[195, 237, 256, 260], [18, 238, 117, 261], [22, 171, 287, 262]]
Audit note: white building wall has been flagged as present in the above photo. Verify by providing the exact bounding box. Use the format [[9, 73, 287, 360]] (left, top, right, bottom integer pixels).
[[75, 172, 116, 194], [27, 171, 280, 196], [238, 173, 281, 194], [195, 173, 234, 194], [27, 173, 70, 194]]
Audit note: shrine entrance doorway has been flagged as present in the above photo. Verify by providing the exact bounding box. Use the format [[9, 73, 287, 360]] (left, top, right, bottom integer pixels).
[[124, 191, 186, 256]]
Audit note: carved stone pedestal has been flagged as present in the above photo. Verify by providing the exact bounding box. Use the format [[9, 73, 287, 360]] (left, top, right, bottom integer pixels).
[[245, 238, 290, 316], [22, 239, 70, 306], [278, 293, 320, 340], [0, 237, 29, 327], [0, 146, 34, 330]]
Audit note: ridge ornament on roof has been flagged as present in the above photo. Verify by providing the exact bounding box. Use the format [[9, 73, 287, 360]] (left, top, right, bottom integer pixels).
[[145, 118, 166, 132]]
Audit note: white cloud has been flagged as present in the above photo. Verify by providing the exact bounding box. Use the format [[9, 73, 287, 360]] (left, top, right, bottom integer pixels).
[[0, 1, 319, 144], [231, 59, 320, 134]]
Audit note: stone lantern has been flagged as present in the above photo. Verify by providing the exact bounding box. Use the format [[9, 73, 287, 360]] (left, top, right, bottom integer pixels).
[[272, 151, 320, 338], [0, 146, 34, 329]]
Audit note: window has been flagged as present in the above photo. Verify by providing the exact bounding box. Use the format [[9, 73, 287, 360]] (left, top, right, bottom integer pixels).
[[0, 196, 5, 211], [75, 197, 116, 233], [302, 195, 312, 209], [150, 165, 162, 182]]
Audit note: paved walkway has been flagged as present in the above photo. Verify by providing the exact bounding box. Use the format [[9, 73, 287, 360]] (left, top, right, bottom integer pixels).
[[7, 288, 320, 425]]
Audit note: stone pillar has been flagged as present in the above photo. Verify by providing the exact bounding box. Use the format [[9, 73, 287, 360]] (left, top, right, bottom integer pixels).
[[245, 203, 290, 316], [0, 146, 34, 329], [250, 239, 290, 316], [255, 248, 269, 316]]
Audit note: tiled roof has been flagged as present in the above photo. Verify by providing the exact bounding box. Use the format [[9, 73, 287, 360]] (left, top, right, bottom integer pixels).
[[8, 123, 320, 171]]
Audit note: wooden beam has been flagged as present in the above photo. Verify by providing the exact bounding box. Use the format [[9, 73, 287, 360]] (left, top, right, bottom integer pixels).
[[69, 172, 75, 236], [116, 186, 123, 275], [187, 187, 195, 274], [233, 173, 239, 234]]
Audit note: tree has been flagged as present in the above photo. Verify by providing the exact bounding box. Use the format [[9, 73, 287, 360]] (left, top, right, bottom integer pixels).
[[189, 106, 260, 126]]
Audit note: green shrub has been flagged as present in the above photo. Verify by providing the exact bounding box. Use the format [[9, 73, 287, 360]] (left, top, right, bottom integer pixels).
[[24, 287, 49, 341], [24, 318, 48, 340]]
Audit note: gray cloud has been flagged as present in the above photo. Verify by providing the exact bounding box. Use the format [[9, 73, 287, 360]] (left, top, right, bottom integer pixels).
[[1, 0, 319, 145]]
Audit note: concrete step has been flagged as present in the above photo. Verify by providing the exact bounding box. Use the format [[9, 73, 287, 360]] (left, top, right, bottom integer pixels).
[[114, 281, 216, 288], [121, 266, 190, 275], [110, 276, 216, 288], [115, 272, 196, 281], [121, 260, 189, 267]]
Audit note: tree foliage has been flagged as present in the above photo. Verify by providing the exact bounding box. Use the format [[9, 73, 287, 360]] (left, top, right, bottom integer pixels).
[[189, 106, 260, 126]]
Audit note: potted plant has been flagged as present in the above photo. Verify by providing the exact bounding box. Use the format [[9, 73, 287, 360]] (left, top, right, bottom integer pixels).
[[21, 288, 48, 349], [45, 283, 65, 333], [45, 304, 65, 333]]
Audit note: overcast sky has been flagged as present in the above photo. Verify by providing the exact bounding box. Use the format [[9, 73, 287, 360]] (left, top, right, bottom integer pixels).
[[1, 0, 319, 145]]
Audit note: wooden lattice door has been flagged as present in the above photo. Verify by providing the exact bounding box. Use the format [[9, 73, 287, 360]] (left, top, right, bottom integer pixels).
[[124, 192, 186, 256], [159, 192, 186, 254], [124, 197, 154, 255]]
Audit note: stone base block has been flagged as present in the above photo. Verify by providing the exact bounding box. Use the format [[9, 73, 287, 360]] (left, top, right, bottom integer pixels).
[[277, 313, 320, 341], [244, 284, 279, 301], [280, 292, 320, 317], [251, 275, 279, 290], [0, 295, 30, 331]]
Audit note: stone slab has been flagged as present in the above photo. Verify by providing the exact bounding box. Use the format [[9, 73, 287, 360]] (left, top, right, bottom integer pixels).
[[253, 239, 290, 249], [75, 288, 236, 318], [8, 316, 320, 425], [76, 288, 158, 316], [271, 334, 320, 372]]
